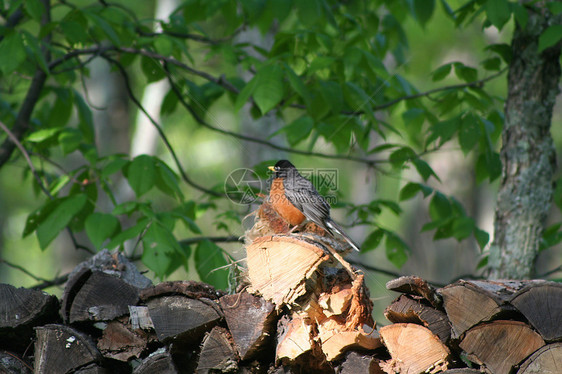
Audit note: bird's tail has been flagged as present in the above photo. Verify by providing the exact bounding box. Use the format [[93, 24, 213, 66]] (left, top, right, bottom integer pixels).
[[324, 219, 361, 252]]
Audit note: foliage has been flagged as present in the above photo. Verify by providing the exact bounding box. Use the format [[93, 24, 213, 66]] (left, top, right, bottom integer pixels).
[[0, 0, 560, 288]]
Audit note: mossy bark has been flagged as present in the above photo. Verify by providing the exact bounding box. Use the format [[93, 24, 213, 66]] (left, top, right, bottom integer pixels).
[[489, 5, 562, 279]]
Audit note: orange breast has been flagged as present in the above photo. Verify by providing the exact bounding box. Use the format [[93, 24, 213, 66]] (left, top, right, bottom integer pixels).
[[269, 178, 306, 226]]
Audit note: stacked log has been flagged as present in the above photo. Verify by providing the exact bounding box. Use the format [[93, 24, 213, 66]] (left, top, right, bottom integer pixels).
[[380, 276, 562, 374], [0, 198, 560, 373]]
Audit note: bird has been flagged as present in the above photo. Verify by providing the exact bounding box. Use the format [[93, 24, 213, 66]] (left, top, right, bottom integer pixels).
[[267, 160, 360, 251]]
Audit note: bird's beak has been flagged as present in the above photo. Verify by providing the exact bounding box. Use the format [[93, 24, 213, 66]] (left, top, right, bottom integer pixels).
[[268, 166, 275, 171]]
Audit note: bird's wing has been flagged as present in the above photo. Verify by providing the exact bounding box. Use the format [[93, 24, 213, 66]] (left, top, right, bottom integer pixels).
[[283, 178, 331, 230]]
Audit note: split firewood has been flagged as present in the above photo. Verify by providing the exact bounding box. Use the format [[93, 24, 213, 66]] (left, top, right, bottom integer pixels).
[[510, 282, 562, 341], [386, 276, 442, 308], [438, 280, 525, 338], [132, 350, 179, 374], [440, 370, 482, 374], [0, 283, 59, 352], [459, 320, 545, 374], [379, 323, 450, 374], [140, 280, 223, 346], [219, 292, 276, 360], [275, 313, 315, 365], [97, 316, 155, 362], [338, 351, 385, 374], [517, 342, 562, 374], [246, 234, 332, 307], [196, 326, 238, 373], [61, 269, 140, 324], [144, 295, 221, 345], [384, 294, 451, 343], [0, 350, 32, 374], [34, 324, 102, 374]]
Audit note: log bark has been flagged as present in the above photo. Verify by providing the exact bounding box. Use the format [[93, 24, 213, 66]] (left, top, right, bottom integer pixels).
[[132, 350, 179, 374], [384, 294, 451, 343], [489, 2, 562, 279], [517, 342, 562, 374]]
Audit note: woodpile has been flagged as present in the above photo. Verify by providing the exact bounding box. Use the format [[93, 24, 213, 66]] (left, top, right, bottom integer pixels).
[[0, 199, 560, 373], [381, 276, 562, 374]]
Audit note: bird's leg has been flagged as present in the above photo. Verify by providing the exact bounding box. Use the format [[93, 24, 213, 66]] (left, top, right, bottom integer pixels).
[[289, 225, 300, 233]]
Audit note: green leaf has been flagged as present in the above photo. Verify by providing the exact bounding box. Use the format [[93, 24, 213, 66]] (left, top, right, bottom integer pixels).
[[385, 232, 409, 268], [234, 76, 259, 111], [413, 159, 438, 182], [284, 64, 310, 106], [101, 158, 129, 178], [24, 0, 45, 21], [485, 150, 502, 181], [74, 91, 95, 143], [141, 56, 166, 83], [85, 10, 121, 45], [512, 3, 528, 29], [126, 155, 156, 197], [432, 63, 452, 82], [454, 63, 477, 82], [485, 0, 511, 30], [26, 128, 61, 143], [284, 116, 314, 146], [24, 200, 59, 237], [429, 192, 452, 221], [459, 113, 481, 154], [195, 240, 229, 290], [362, 229, 384, 252], [451, 216, 474, 240], [142, 222, 182, 278], [548, 2, 562, 15], [474, 227, 489, 250], [106, 218, 149, 249], [36, 194, 87, 250], [481, 57, 501, 71], [85, 213, 120, 250], [486, 43, 512, 64], [389, 147, 416, 168], [399, 182, 422, 201], [59, 129, 83, 155], [155, 160, 183, 200], [296, 0, 323, 26], [0, 31, 26, 74], [253, 64, 284, 114], [412, 0, 435, 27], [21, 31, 48, 73], [538, 25, 562, 53]]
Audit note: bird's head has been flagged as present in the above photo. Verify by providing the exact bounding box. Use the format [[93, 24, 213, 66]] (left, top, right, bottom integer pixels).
[[268, 160, 296, 178]]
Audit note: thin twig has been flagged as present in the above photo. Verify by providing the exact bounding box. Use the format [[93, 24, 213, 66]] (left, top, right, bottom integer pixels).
[[0, 258, 50, 282], [103, 54, 222, 197]]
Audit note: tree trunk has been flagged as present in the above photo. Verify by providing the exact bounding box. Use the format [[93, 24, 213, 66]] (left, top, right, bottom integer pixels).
[[489, 4, 562, 279]]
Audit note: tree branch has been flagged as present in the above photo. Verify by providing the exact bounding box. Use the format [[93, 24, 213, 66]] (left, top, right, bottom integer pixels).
[[103, 55, 223, 197], [0, 1, 51, 169]]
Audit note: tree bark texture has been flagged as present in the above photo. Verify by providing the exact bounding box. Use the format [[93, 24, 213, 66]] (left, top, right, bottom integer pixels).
[[489, 4, 562, 279]]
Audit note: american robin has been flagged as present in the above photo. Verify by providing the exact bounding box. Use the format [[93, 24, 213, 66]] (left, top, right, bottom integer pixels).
[[267, 160, 360, 251]]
